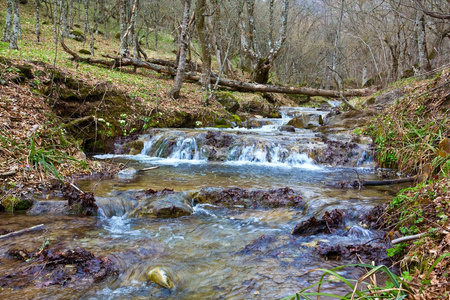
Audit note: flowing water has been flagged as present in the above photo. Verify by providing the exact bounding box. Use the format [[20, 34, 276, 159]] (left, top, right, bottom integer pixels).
[[0, 107, 400, 299]]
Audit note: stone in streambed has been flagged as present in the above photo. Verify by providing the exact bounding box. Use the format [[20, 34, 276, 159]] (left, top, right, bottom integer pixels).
[[279, 125, 295, 132], [131, 193, 193, 218], [147, 267, 176, 290], [117, 167, 137, 180], [194, 187, 304, 209]]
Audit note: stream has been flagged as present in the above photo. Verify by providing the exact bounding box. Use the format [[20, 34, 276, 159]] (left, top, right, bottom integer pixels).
[[1, 106, 399, 299]]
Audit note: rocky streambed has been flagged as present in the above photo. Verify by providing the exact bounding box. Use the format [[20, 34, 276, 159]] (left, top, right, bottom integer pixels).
[[0, 105, 404, 299]]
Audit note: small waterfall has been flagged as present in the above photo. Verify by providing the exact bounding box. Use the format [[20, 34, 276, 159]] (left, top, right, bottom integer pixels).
[[141, 134, 206, 162], [168, 137, 203, 160], [227, 142, 320, 169]]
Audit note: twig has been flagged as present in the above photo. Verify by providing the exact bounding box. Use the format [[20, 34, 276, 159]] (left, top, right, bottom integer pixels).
[[0, 170, 18, 177], [138, 166, 160, 172], [391, 232, 428, 245], [69, 183, 84, 194], [0, 224, 46, 240]]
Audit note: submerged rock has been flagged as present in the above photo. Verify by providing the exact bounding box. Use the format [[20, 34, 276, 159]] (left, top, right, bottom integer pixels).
[[287, 114, 323, 129], [1, 246, 116, 289], [279, 125, 295, 132], [194, 187, 304, 209], [28, 200, 68, 216], [147, 267, 176, 290], [291, 209, 345, 236], [131, 193, 193, 218], [117, 167, 138, 180]]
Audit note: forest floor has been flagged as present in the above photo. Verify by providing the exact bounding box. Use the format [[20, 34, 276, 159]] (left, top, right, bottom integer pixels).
[[1, 2, 449, 299]]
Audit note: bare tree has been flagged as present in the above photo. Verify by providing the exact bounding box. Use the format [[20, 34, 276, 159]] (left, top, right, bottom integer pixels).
[[238, 0, 289, 84], [168, 0, 191, 99], [195, 0, 212, 91]]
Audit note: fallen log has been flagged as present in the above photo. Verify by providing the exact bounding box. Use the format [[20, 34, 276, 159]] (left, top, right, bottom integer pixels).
[[360, 176, 419, 186], [0, 224, 46, 240], [61, 42, 370, 98], [334, 175, 420, 189]]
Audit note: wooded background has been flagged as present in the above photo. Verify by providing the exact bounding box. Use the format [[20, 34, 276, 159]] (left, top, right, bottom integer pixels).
[[3, 0, 449, 92]]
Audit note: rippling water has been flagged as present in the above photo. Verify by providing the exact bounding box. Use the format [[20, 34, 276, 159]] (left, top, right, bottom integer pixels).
[[0, 107, 400, 299]]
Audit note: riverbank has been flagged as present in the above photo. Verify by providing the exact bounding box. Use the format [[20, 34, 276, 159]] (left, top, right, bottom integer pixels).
[[365, 68, 450, 298]]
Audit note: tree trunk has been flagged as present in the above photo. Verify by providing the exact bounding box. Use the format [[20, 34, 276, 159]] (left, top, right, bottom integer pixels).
[[416, 13, 432, 75], [154, 0, 160, 51], [130, 0, 139, 59], [119, 0, 128, 56], [195, 0, 212, 91], [35, 0, 41, 44], [53, 0, 58, 44], [2, 0, 13, 43], [167, 0, 191, 99], [10, 0, 21, 50], [252, 58, 271, 84], [61, 0, 68, 38]]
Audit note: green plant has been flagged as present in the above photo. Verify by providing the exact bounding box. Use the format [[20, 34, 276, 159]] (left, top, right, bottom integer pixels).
[[281, 264, 410, 300], [28, 137, 87, 181], [387, 243, 407, 258]]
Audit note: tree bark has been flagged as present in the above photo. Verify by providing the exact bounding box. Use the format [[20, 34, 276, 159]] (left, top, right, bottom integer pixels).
[[35, 0, 41, 44], [119, 0, 128, 56], [167, 0, 191, 99], [10, 0, 21, 50], [2, 0, 13, 43], [195, 0, 212, 91]]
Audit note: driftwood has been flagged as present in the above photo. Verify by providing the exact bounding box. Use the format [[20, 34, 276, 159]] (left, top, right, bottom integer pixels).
[[61, 42, 370, 98], [0, 224, 46, 240], [392, 232, 428, 245], [336, 175, 420, 189], [360, 176, 419, 186], [138, 166, 160, 172]]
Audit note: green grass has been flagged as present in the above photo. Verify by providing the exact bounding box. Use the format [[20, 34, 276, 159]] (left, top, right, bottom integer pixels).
[[281, 264, 410, 300]]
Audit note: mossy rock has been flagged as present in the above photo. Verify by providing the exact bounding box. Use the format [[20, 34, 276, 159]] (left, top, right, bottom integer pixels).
[[215, 118, 231, 128], [231, 114, 241, 123], [69, 30, 85, 42], [1, 196, 33, 212], [215, 91, 240, 113], [14, 64, 33, 79], [120, 139, 144, 155], [78, 49, 91, 55]]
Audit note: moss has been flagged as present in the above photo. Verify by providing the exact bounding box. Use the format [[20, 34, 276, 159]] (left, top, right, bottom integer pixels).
[[1, 196, 33, 212], [78, 49, 91, 55], [215, 118, 228, 126], [231, 114, 241, 123]]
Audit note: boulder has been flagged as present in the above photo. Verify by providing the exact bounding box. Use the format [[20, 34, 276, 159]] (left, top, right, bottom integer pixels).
[[287, 115, 306, 128], [279, 125, 295, 132], [69, 30, 85, 42], [215, 91, 240, 113]]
